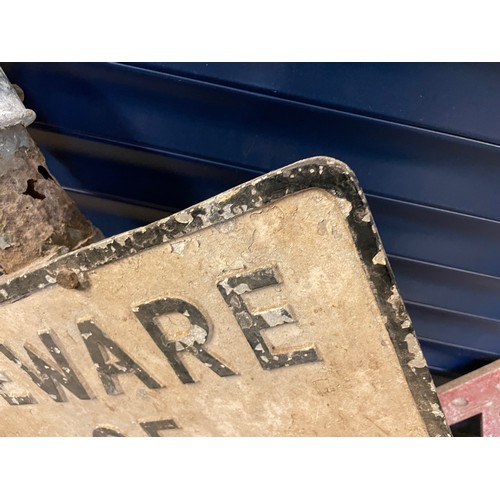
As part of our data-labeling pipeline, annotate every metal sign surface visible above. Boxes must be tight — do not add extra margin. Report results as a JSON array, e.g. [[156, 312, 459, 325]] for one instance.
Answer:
[[0, 157, 450, 436]]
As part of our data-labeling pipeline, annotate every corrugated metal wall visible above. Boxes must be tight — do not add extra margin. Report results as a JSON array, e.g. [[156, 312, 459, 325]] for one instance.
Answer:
[[4, 62, 500, 381]]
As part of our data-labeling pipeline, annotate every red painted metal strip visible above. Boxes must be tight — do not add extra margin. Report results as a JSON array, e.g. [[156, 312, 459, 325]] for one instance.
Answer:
[[437, 359, 500, 436]]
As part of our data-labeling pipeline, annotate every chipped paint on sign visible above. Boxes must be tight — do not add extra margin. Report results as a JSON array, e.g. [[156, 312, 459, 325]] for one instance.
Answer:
[[0, 157, 450, 436]]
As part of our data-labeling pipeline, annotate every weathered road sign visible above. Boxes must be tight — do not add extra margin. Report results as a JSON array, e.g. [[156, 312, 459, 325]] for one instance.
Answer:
[[0, 157, 450, 436]]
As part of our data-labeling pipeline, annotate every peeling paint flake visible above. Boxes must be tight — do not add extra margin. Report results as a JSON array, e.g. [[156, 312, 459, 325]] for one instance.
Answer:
[[260, 308, 294, 327], [175, 325, 208, 351], [233, 283, 252, 295], [371, 250, 386, 266], [221, 204, 233, 219], [430, 402, 445, 419], [171, 241, 186, 255], [405, 333, 427, 370], [174, 211, 193, 224], [218, 279, 232, 296], [336, 197, 352, 217], [401, 319, 411, 329]]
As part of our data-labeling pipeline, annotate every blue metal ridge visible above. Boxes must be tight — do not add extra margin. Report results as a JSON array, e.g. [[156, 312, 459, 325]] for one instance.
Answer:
[[369, 196, 500, 278], [124, 63, 500, 149], [367, 193, 500, 227], [419, 336, 500, 356], [390, 255, 500, 323], [418, 337, 500, 372], [407, 304, 500, 355], [30, 125, 266, 177], [388, 254, 500, 283], [404, 299, 500, 326], [419, 337, 500, 376], [9, 62, 500, 155], [65, 187, 178, 215], [423, 353, 498, 377], [67, 195, 171, 236], [113, 62, 500, 151]]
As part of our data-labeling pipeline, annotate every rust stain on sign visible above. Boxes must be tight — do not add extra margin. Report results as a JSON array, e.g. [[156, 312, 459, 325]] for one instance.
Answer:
[[0, 157, 450, 436]]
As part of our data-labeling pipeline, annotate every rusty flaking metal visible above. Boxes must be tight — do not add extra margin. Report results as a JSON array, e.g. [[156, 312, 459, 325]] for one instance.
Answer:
[[0, 125, 102, 275]]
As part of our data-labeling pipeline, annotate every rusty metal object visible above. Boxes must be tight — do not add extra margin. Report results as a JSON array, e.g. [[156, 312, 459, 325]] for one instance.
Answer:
[[0, 69, 101, 275], [438, 359, 500, 436], [0, 126, 102, 274]]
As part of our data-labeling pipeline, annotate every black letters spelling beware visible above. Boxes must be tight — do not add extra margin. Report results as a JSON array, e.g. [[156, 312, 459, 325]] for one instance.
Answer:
[[0, 266, 319, 412]]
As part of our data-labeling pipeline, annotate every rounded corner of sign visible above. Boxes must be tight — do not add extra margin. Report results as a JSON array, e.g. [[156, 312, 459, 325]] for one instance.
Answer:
[[280, 156, 359, 183]]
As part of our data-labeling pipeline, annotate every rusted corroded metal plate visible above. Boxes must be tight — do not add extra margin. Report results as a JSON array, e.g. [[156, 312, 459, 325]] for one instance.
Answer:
[[438, 359, 500, 436], [0, 157, 450, 436]]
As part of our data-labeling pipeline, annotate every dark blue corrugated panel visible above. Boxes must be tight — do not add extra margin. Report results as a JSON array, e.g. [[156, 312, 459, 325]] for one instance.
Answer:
[[3, 62, 499, 380]]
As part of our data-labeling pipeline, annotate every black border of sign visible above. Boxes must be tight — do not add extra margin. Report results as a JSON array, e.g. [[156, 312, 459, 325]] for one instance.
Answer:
[[0, 156, 451, 437]]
